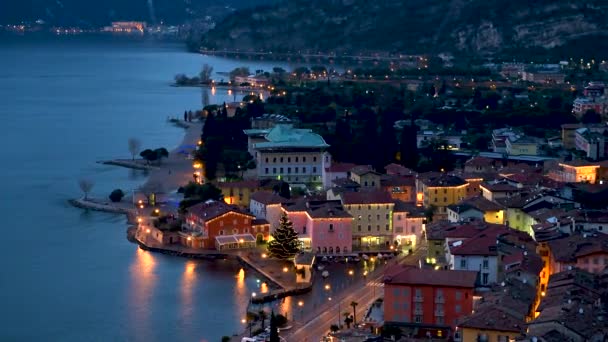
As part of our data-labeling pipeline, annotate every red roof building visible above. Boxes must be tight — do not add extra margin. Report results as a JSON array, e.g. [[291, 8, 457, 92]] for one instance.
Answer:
[[384, 265, 477, 338]]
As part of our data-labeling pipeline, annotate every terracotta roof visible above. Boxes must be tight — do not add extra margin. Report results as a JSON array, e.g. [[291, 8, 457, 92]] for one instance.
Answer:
[[457, 307, 524, 333], [465, 156, 495, 167], [384, 265, 477, 288], [307, 202, 353, 219], [560, 159, 600, 167], [187, 200, 254, 221], [380, 175, 415, 187], [421, 174, 467, 187], [426, 220, 503, 240], [341, 191, 394, 205], [384, 163, 416, 176], [480, 182, 520, 192], [502, 247, 543, 276], [350, 165, 378, 176], [448, 196, 504, 213], [548, 233, 608, 262], [252, 218, 270, 226], [325, 162, 358, 173], [250, 191, 288, 205], [449, 225, 531, 256]]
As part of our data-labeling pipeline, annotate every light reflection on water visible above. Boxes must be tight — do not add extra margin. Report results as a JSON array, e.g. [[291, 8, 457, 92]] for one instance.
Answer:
[[129, 248, 157, 341]]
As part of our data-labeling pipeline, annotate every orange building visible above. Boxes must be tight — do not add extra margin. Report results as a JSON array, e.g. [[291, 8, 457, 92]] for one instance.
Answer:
[[182, 200, 264, 250], [547, 160, 600, 184], [381, 174, 416, 203], [384, 266, 477, 339]]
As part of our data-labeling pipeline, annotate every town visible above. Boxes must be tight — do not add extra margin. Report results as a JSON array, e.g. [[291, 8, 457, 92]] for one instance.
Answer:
[[69, 57, 608, 342]]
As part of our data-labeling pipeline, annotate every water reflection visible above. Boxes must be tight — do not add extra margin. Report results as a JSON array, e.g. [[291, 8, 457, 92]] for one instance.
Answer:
[[180, 260, 197, 320], [128, 248, 157, 341]]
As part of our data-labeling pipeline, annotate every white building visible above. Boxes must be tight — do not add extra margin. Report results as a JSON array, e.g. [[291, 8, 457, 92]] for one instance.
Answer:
[[244, 124, 331, 186], [447, 232, 500, 286], [249, 191, 288, 233]]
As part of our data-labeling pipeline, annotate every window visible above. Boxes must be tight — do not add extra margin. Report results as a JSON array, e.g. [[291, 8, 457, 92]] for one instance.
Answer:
[[403, 288, 409, 296], [295, 167, 299, 173], [280, 167, 283, 173], [482, 259, 489, 269], [455, 291, 462, 300], [411, 226, 416, 234], [460, 259, 467, 269], [302, 167, 306, 173], [482, 273, 489, 285], [329, 224, 334, 232], [273, 168, 277, 174], [386, 224, 389, 231], [232, 228, 238, 234], [358, 225, 361, 232], [233, 219, 237, 225], [220, 220, 224, 227], [393, 288, 400, 296], [443, 189, 447, 194], [219, 230, 224, 235], [303, 157, 307, 162], [414, 315, 422, 323], [455, 304, 461, 313], [364, 181, 368, 186], [287, 157, 291, 163], [402, 302, 408, 309], [265, 168, 269, 174], [443, 197, 447, 202], [371, 181, 375, 186], [313, 166, 317, 173], [376, 225, 380, 231], [265, 158, 269, 163], [273, 157, 276, 163], [386, 214, 389, 219], [368, 215, 371, 221], [368, 225, 371, 232], [436, 316, 444, 324], [397, 215, 402, 221], [280, 157, 283, 162], [313, 156, 317, 162], [377, 214, 380, 220], [287, 167, 291, 174], [393, 302, 399, 309], [415, 288, 422, 297], [368, 205, 371, 210]]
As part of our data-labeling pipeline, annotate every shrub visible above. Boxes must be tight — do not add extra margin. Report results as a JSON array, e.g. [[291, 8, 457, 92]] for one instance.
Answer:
[[109, 189, 125, 202], [221, 336, 231, 342], [275, 314, 288, 327]]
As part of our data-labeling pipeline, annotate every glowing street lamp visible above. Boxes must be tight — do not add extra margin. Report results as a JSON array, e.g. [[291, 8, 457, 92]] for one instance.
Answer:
[[282, 267, 289, 273], [324, 284, 331, 291], [348, 270, 354, 276]]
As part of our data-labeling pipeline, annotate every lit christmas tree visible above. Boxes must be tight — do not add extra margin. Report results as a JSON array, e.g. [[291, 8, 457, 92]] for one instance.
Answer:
[[268, 213, 300, 260]]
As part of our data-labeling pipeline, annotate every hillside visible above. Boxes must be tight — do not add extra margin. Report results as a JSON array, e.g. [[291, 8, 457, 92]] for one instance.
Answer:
[[0, 0, 274, 27], [201, 0, 608, 59]]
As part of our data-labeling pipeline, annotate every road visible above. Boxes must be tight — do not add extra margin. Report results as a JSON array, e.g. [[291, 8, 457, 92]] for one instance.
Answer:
[[285, 246, 427, 342]]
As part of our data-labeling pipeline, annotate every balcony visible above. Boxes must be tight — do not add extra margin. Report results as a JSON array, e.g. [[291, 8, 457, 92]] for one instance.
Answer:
[[413, 296, 424, 302], [435, 296, 445, 304], [434, 309, 445, 316], [414, 308, 423, 315]]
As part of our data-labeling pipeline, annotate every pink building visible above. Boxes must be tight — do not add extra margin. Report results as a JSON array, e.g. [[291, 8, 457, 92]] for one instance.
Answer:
[[393, 200, 426, 249], [283, 199, 353, 254]]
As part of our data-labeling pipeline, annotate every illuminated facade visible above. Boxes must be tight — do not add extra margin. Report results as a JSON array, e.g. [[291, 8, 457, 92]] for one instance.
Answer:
[[417, 174, 468, 220], [548, 161, 599, 183], [340, 191, 395, 248]]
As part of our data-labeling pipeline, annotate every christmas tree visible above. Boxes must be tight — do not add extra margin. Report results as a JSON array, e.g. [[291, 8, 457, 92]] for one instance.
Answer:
[[268, 213, 300, 260]]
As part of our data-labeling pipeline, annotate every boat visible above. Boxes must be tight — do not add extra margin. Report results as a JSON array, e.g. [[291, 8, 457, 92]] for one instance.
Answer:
[[321, 256, 328, 262], [317, 265, 325, 271], [322, 270, 330, 278], [361, 254, 369, 260], [353, 257, 361, 262]]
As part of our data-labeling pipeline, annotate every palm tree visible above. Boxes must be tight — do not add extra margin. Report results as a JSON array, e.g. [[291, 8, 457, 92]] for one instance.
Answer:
[[343, 312, 353, 329], [350, 301, 358, 325]]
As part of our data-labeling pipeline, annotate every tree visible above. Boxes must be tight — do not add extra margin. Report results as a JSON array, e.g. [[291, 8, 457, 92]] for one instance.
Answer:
[[273, 181, 291, 199], [140, 149, 155, 165], [329, 324, 340, 333], [199, 63, 214, 83], [230, 66, 251, 79], [267, 213, 300, 260], [128, 138, 141, 160], [350, 301, 359, 326], [269, 312, 280, 342], [221, 337, 230, 342], [424, 204, 437, 223], [343, 313, 353, 329], [399, 122, 419, 169], [109, 189, 125, 202], [581, 109, 602, 124], [154, 148, 169, 165], [78, 179, 94, 200]]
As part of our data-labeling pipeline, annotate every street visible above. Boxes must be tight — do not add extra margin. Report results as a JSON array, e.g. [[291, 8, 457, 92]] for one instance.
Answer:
[[285, 246, 427, 341]]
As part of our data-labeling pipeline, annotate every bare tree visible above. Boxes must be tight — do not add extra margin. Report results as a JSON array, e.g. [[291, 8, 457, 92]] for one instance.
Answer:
[[128, 138, 141, 160], [199, 63, 214, 83], [79, 179, 94, 200]]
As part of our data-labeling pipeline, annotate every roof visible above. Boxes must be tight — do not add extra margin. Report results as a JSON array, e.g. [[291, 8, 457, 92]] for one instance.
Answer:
[[250, 191, 288, 205], [393, 200, 425, 217], [448, 196, 504, 213], [384, 266, 477, 288], [420, 174, 467, 187], [187, 200, 254, 221], [215, 233, 256, 245], [251, 218, 270, 226], [384, 163, 416, 176], [465, 156, 495, 168], [548, 233, 608, 262], [480, 182, 520, 192], [450, 229, 502, 256], [253, 124, 329, 149], [560, 159, 600, 168], [457, 307, 525, 333], [326, 162, 358, 173], [307, 202, 352, 219], [350, 165, 380, 176], [341, 191, 394, 205], [380, 175, 415, 187]]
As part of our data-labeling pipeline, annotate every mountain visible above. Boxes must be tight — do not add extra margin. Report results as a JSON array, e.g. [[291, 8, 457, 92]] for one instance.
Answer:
[[0, 0, 274, 27], [201, 0, 608, 59]]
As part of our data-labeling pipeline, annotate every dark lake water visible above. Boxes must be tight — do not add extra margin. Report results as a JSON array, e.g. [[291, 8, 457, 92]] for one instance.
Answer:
[[0, 34, 303, 342]]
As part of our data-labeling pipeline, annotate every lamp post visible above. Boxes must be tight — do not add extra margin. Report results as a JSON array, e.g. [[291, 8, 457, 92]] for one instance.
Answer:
[[298, 300, 304, 322]]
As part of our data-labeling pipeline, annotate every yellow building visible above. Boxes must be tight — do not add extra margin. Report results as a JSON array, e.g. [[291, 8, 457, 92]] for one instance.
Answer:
[[547, 161, 600, 184], [417, 174, 468, 220], [446, 195, 505, 224], [217, 180, 261, 207], [349, 165, 382, 190], [506, 136, 541, 156], [457, 307, 525, 342], [341, 191, 395, 248]]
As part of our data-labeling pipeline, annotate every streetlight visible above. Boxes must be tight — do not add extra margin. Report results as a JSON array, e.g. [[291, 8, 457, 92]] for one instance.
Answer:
[[298, 300, 304, 321], [348, 270, 354, 276], [324, 284, 331, 291], [242, 318, 252, 337]]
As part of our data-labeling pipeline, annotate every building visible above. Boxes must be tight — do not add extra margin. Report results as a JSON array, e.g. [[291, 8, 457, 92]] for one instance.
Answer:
[[384, 266, 477, 338], [102, 21, 146, 33], [456, 307, 525, 342], [505, 135, 542, 156], [244, 124, 331, 185], [562, 123, 583, 150], [547, 160, 600, 184], [385, 163, 416, 177], [572, 97, 608, 117], [392, 201, 425, 249], [282, 199, 353, 254], [479, 181, 521, 202], [340, 191, 395, 248], [447, 196, 505, 224], [251, 113, 293, 129], [500, 63, 525, 78], [322, 162, 357, 190], [218, 180, 261, 207], [583, 82, 605, 98], [417, 174, 468, 220], [546, 233, 608, 275], [574, 126, 608, 160], [249, 191, 288, 233], [181, 200, 259, 250], [233, 74, 270, 87], [464, 157, 496, 174], [522, 68, 566, 84], [381, 174, 416, 203], [492, 128, 522, 153], [349, 165, 382, 190]]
